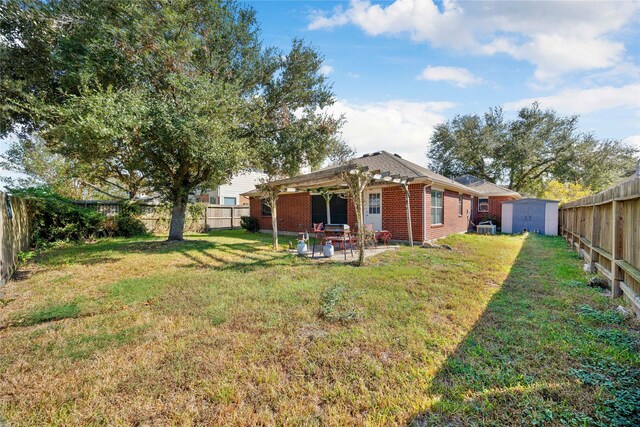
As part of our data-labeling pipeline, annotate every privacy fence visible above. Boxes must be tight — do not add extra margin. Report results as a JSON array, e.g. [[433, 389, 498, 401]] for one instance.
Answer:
[[75, 201, 249, 233], [1, 192, 30, 286], [559, 175, 640, 317]]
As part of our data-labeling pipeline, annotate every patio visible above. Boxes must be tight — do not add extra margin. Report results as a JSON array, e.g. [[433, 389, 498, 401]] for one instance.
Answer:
[[289, 244, 399, 263]]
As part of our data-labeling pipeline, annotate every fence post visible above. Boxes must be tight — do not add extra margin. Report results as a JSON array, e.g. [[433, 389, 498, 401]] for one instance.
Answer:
[[230, 206, 234, 229], [611, 200, 622, 299], [571, 207, 576, 248]]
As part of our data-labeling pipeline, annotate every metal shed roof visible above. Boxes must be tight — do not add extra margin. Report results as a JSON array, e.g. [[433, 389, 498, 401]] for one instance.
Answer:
[[502, 197, 559, 204]]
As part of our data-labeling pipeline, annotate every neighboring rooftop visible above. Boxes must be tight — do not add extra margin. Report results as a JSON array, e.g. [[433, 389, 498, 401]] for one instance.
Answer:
[[455, 174, 521, 198]]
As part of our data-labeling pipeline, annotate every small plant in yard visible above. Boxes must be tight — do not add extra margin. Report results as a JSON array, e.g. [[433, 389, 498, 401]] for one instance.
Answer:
[[578, 304, 626, 325], [561, 279, 586, 288], [319, 284, 362, 323], [17, 250, 36, 264]]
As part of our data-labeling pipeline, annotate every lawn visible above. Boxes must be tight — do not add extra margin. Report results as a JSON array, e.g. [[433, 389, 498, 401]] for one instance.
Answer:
[[0, 231, 638, 426]]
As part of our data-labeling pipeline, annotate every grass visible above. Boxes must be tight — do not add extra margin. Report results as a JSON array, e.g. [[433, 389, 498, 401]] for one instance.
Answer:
[[0, 230, 637, 426], [19, 302, 81, 326]]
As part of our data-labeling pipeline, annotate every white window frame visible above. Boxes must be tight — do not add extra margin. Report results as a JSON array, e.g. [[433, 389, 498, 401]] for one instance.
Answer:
[[478, 197, 489, 213], [431, 189, 444, 225], [368, 192, 381, 215]]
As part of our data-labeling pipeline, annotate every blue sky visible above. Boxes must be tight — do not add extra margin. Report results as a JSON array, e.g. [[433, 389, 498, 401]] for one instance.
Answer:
[[252, 0, 640, 161], [2, 0, 639, 184]]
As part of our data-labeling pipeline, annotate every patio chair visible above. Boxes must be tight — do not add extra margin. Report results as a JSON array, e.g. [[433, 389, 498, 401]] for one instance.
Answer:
[[311, 222, 324, 257], [353, 223, 377, 249]]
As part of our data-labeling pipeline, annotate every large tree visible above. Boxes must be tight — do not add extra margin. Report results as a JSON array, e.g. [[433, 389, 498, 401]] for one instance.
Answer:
[[1, 0, 343, 240], [250, 40, 348, 250], [427, 104, 638, 194]]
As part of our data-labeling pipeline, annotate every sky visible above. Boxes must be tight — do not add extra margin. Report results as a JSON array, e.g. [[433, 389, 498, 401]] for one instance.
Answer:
[[2, 0, 639, 185], [251, 0, 640, 162]]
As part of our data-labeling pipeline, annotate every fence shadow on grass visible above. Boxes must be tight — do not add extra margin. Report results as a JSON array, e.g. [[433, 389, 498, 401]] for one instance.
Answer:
[[408, 234, 636, 426]]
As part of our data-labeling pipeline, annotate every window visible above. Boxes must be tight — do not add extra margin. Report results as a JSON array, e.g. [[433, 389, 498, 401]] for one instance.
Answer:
[[368, 193, 381, 214], [261, 199, 272, 216], [478, 198, 489, 212], [223, 197, 236, 206], [431, 189, 443, 225], [458, 194, 463, 216]]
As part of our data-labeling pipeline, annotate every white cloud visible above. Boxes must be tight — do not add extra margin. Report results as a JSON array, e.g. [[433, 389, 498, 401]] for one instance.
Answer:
[[326, 99, 456, 162], [347, 72, 360, 79], [503, 84, 640, 114], [623, 135, 640, 149], [319, 65, 334, 76], [417, 66, 482, 87], [308, 0, 640, 83]]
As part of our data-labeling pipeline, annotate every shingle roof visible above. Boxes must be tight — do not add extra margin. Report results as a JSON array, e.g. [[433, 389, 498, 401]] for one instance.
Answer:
[[243, 151, 478, 195], [454, 174, 521, 198]]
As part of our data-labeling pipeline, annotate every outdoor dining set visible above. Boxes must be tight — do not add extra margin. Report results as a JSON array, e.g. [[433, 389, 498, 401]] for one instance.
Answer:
[[297, 223, 392, 260]]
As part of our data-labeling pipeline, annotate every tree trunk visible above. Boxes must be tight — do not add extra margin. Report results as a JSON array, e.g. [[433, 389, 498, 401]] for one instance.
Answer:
[[168, 193, 188, 241], [270, 196, 279, 250], [354, 179, 366, 266]]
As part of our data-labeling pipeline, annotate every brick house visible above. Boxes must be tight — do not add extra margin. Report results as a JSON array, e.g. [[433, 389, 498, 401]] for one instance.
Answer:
[[453, 175, 521, 227], [244, 151, 513, 243]]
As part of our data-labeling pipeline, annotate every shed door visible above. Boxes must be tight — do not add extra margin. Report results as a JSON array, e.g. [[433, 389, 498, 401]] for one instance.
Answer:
[[513, 202, 545, 234], [364, 190, 382, 231]]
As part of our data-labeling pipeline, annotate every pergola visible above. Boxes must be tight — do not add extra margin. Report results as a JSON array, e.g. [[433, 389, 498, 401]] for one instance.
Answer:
[[259, 162, 416, 248]]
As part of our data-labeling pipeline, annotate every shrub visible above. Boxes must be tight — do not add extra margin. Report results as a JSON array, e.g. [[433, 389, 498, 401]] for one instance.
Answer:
[[13, 187, 105, 246], [319, 284, 361, 323], [240, 216, 259, 233], [187, 202, 207, 232], [114, 202, 147, 237]]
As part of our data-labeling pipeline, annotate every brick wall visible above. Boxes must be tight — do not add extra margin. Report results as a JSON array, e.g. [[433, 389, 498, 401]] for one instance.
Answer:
[[424, 187, 472, 241], [249, 184, 478, 242], [381, 184, 424, 242], [249, 193, 311, 233], [471, 195, 515, 226], [342, 184, 424, 242]]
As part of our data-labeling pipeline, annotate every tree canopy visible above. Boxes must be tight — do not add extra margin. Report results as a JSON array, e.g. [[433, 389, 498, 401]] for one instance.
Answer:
[[1, 0, 345, 240], [427, 104, 638, 195]]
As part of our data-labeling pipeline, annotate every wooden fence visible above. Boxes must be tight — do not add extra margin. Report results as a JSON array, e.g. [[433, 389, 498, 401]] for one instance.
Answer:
[[75, 201, 249, 233], [1, 192, 30, 286], [559, 174, 640, 317]]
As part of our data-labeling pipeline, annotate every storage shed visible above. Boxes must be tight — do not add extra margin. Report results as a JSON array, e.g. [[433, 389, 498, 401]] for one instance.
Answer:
[[501, 198, 559, 236]]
